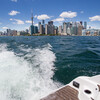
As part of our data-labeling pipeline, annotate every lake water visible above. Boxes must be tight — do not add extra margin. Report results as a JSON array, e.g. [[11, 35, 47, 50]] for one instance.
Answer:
[[0, 36, 100, 100]]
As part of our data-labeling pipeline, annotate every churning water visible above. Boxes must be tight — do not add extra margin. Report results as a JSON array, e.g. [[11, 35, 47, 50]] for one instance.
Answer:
[[0, 43, 60, 100], [0, 36, 100, 100]]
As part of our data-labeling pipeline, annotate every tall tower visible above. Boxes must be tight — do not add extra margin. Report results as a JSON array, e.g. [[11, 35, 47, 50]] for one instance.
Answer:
[[31, 10, 33, 26], [29, 10, 34, 35]]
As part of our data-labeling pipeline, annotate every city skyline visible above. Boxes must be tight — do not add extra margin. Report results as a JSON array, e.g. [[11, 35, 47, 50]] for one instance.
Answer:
[[1, 20, 100, 36], [0, 0, 100, 31]]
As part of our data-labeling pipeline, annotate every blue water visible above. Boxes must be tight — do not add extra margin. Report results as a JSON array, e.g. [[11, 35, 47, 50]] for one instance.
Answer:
[[0, 36, 100, 100]]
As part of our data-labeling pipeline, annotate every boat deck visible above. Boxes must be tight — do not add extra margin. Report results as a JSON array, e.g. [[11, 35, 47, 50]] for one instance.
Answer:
[[41, 85, 79, 100]]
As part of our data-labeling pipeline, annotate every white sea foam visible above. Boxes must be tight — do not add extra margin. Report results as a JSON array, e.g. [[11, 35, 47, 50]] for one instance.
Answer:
[[0, 43, 60, 100]]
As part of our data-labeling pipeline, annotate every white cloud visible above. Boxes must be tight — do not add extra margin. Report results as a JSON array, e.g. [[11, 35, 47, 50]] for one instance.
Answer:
[[60, 11, 77, 18], [10, 19, 24, 24], [53, 18, 65, 22], [12, 22, 16, 24], [25, 27, 29, 29], [2, 27, 8, 29], [89, 15, 100, 21], [14, 19, 24, 24], [34, 15, 38, 18], [34, 23, 38, 26], [87, 24, 100, 29], [80, 11, 84, 14], [10, 18, 13, 21], [25, 20, 33, 24], [9, 10, 20, 16], [36, 14, 50, 20], [11, 0, 17, 2], [0, 23, 2, 24]]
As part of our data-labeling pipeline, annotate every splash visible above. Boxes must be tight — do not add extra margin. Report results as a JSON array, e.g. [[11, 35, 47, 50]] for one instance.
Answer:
[[0, 43, 60, 100]]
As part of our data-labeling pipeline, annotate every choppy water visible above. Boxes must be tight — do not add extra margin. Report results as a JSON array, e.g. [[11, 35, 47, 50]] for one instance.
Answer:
[[0, 36, 100, 100]]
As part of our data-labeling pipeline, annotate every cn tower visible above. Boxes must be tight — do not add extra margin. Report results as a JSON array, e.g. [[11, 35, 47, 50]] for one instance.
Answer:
[[31, 10, 33, 26]]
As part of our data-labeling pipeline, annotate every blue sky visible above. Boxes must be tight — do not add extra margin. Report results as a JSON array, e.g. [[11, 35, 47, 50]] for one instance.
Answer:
[[0, 0, 100, 31]]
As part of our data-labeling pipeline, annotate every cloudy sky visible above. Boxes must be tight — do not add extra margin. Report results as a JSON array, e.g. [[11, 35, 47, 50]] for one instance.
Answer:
[[0, 0, 100, 31]]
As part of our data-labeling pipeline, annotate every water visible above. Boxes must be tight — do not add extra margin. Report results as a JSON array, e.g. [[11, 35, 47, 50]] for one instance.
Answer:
[[0, 36, 100, 100]]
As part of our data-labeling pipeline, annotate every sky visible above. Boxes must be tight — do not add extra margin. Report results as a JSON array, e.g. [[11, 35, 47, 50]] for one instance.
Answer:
[[0, 0, 100, 31]]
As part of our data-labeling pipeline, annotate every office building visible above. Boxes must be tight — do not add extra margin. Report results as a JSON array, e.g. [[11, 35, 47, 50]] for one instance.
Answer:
[[38, 22, 41, 32], [17, 31, 28, 36], [84, 22, 87, 29], [58, 26, 62, 34], [80, 21, 83, 25], [40, 24, 44, 34], [78, 24, 83, 36], [71, 24, 78, 35], [54, 26, 58, 35], [26, 29, 29, 33], [42, 20, 45, 27], [34, 26, 38, 33], [45, 24, 48, 35], [63, 22, 67, 34], [29, 25, 34, 35], [67, 27, 71, 35], [6, 29, 17, 36], [45, 21, 55, 35]]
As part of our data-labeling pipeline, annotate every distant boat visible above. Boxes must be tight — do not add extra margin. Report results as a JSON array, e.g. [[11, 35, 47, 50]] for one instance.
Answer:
[[40, 75, 100, 100]]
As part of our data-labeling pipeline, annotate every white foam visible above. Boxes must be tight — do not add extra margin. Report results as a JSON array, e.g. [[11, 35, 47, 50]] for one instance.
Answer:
[[0, 43, 61, 100]]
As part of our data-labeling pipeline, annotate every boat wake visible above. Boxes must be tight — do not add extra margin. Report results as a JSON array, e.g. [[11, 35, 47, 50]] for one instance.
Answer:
[[0, 43, 61, 100]]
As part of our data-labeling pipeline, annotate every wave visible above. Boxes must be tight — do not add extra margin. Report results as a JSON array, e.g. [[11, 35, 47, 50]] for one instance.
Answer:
[[0, 43, 61, 100], [73, 48, 99, 58]]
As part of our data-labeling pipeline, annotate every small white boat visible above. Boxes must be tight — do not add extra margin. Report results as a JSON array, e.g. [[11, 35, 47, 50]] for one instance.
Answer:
[[40, 75, 100, 100]]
